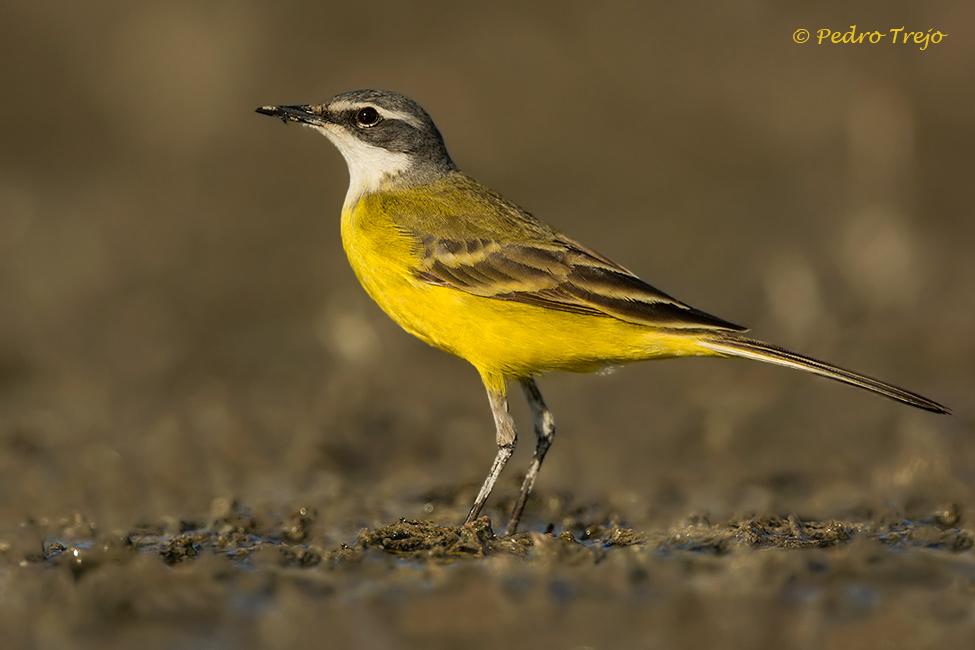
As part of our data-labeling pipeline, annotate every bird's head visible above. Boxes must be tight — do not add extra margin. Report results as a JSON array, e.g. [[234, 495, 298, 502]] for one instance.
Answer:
[[257, 89, 455, 206]]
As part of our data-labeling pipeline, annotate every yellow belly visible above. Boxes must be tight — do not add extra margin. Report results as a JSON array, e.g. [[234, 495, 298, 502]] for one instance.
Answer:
[[340, 199, 714, 388]]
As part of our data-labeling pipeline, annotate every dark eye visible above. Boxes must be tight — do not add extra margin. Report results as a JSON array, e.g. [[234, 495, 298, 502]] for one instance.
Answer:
[[355, 107, 381, 127]]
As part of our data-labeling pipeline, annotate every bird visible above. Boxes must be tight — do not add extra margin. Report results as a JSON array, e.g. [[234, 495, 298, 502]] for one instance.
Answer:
[[256, 89, 949, 535]]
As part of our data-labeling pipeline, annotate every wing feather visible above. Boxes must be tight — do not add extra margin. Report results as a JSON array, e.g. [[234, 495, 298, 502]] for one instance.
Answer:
[[414, 234, 745, 331]]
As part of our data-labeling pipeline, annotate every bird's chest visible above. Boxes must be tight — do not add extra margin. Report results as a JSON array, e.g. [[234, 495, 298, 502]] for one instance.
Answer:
[[341, 201, 413, 295], [339, 201, 453, 348]]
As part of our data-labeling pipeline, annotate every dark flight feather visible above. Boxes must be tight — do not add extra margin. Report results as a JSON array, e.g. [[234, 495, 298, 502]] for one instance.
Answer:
[[414, 233, 746, 331]]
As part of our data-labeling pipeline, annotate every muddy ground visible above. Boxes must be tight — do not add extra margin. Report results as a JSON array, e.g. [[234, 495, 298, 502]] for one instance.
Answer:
[[3, 488, 975, 648], [2, 363, 974, 650], [3, 1, 975, 648]]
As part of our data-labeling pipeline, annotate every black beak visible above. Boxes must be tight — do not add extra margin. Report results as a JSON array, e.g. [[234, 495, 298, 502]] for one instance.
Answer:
[[255, 104, 326, 126]]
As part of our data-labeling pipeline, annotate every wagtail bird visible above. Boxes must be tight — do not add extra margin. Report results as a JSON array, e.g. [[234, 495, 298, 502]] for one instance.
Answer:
[[257, 90, 949, 534]]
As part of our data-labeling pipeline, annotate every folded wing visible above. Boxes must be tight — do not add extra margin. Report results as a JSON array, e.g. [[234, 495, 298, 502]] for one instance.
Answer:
[[413, 233, 746, 331]]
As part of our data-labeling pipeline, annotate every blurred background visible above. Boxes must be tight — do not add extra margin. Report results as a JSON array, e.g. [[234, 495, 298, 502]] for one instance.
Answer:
[[1, 1, 973, 648]]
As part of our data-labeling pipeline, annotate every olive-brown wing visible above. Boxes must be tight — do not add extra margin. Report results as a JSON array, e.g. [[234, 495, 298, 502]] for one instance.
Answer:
[[412, 234, 746, 331]]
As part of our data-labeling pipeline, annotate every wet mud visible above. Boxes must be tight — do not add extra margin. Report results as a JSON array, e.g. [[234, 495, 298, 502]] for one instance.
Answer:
[[19, 500, 973, 573], [5, 495, 974, 649]]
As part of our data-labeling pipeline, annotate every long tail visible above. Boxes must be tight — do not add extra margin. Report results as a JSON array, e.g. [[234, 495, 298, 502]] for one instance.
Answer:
[[697, 336, 950, 414]]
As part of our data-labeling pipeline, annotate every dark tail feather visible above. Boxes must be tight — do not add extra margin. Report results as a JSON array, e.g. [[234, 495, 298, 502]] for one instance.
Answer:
[[698, 336, 950, 415]]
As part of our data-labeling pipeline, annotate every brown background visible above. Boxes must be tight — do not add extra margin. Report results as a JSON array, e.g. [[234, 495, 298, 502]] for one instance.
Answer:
[[1, 1, 973, 648]]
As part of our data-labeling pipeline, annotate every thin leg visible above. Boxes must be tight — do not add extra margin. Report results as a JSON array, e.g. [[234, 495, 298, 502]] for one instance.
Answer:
[[465, 386, 518, 523], [505, 378, 556, 535]]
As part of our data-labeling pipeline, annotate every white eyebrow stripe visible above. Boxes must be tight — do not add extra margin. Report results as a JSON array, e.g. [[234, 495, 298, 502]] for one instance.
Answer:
[[328, 100, 359, 113], [376, 107, 424, 129], [328, 101, 425, 129]]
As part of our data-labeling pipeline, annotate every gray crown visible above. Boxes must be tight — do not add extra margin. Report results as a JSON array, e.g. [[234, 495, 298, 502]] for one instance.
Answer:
[[327, 89, 455, 169]]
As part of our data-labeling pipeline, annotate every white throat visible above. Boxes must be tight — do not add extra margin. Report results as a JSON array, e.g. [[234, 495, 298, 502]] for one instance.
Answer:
[[312, 124, 413, 211]]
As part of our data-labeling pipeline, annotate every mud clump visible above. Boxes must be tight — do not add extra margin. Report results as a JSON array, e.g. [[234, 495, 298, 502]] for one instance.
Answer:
[[115, 500, 330, 567], [658, 512, 973, 555], [351, 516, 653, 563], [734, 515, 856, 549], [357, 517, 509, 559], [282, 506, 317, 543]]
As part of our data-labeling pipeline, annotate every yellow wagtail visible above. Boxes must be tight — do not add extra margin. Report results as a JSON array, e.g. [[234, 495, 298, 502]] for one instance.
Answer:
[[257, 89, 949, 534]]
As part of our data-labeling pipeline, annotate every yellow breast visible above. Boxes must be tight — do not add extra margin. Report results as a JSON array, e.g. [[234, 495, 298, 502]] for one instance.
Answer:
[[340, 192, 714, 385]]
